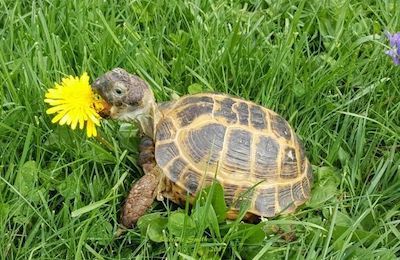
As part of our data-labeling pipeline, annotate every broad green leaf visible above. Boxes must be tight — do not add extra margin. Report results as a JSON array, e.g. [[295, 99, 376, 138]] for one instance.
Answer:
[[210, 182, 228, 222], [191, 205, 220, 238], [332, 225, 379, 249], [241, 245, 281, 260], [87, 215, 113, 245], [307, 166, 341, 208], [292, 83, 306, 97], [15, 160, 40, 202], [343, 246, 371, 259], [170, 92, 180, 100], [229, 223, 266, 245], [40, 162, 62, 190], [13, 205, 34, 224], [242, 223, 266, 245], [187, 83, 203, 94], [147, 222, 167, 243], [335, 211, 353, 227], [137, 212, 164, 235], [306, 216, 324, 226], [167, 211, 196, 239], [58, 174, 80, 200], [119, 123, 139, 139], [195, 181, 227, 222], [137, 212, 167, 243], [44, 128, 75, 150], [316, 166, 341, 185], [307, 181, 337, 207], [360, 212, 375, 231], [114, 123, 141, 154]]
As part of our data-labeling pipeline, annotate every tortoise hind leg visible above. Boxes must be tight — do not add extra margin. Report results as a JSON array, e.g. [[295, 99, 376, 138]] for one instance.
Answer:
[[121, 136, 163, 228]]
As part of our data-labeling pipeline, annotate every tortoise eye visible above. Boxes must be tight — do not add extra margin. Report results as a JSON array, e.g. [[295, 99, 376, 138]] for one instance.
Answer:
[[113, 82, 126, 96], [115, 88, 123, 95]]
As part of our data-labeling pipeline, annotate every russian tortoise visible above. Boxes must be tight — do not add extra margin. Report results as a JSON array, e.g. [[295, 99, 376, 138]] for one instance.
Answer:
[[92, 68, 313, 228]]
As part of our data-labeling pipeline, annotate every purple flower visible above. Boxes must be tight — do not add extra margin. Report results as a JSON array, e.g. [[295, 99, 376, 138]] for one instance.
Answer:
[[385, 32, 400, 65]]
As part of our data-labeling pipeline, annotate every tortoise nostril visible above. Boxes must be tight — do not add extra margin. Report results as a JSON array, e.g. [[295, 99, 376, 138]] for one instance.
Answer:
[[92, 78, 107, 93], [92, 79, 101, 90]]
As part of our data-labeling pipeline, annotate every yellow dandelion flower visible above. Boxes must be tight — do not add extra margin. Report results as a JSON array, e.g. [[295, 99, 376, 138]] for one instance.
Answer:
[[44, 72, 104, 137]]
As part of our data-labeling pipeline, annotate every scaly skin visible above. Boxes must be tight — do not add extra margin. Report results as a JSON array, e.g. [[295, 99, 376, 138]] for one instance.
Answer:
[[121, 136, 161, 228], [121, 170, 160, 227]]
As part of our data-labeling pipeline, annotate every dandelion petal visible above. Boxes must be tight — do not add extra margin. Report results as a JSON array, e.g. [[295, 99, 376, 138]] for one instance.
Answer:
[[44, 72, 103, 137]]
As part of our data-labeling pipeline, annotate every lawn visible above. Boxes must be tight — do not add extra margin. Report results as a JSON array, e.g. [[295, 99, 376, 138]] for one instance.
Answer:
[[1, 0, 399, 259]]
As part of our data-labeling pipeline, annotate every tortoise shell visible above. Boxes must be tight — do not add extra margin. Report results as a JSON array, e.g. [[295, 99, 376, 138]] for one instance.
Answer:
[[154, 93, 312, 218]]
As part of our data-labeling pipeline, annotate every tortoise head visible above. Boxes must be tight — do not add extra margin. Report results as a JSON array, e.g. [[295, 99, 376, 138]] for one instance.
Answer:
[[92, 68, 156, 122]]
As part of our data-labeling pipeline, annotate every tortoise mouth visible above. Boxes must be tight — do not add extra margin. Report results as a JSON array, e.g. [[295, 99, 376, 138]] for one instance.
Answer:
[[98, 99, 112, 118], [93, 90, 112, 119], [91, 75, 112, 118]]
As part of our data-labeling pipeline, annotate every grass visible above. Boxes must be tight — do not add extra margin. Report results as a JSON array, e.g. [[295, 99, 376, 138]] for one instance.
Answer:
[[1, 0, 399, 259]]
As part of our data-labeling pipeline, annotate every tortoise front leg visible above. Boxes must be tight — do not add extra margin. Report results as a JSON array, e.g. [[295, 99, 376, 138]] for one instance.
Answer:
[[121, 136, 162, 228]]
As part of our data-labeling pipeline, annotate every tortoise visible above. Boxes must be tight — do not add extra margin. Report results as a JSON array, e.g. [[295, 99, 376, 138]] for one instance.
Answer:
[[92, 68, 313, 228]]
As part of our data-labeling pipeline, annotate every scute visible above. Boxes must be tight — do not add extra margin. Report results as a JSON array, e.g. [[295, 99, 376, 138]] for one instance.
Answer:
[[177, 102, 213, 127], [235, 102, 249, 125], [182, 169, 201, 194], [254, 136, 279, 179], [224, 183, 240, 205], [154, 93, 312, 219], [281, 147, 298, 179], [155, 142, 179, 167], [223, 129, 252, 175], [292, 180, 306, 202], [306, 160, 314, 184], [302, 162, 312, 193], [156, 118, 176, 141], [184, 123, 226, 163], [271, 113, 291, 140], [214, 97, 237, 123], [254, 187, 276, 217], [168, 158, 188, 182], [250, 105, 267, 129], [179, 95, 214, 107], [277, 184, 295, 212]]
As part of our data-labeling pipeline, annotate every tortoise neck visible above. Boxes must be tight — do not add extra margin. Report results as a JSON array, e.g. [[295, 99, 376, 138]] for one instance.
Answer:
[[137, 101, 160, 139]]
